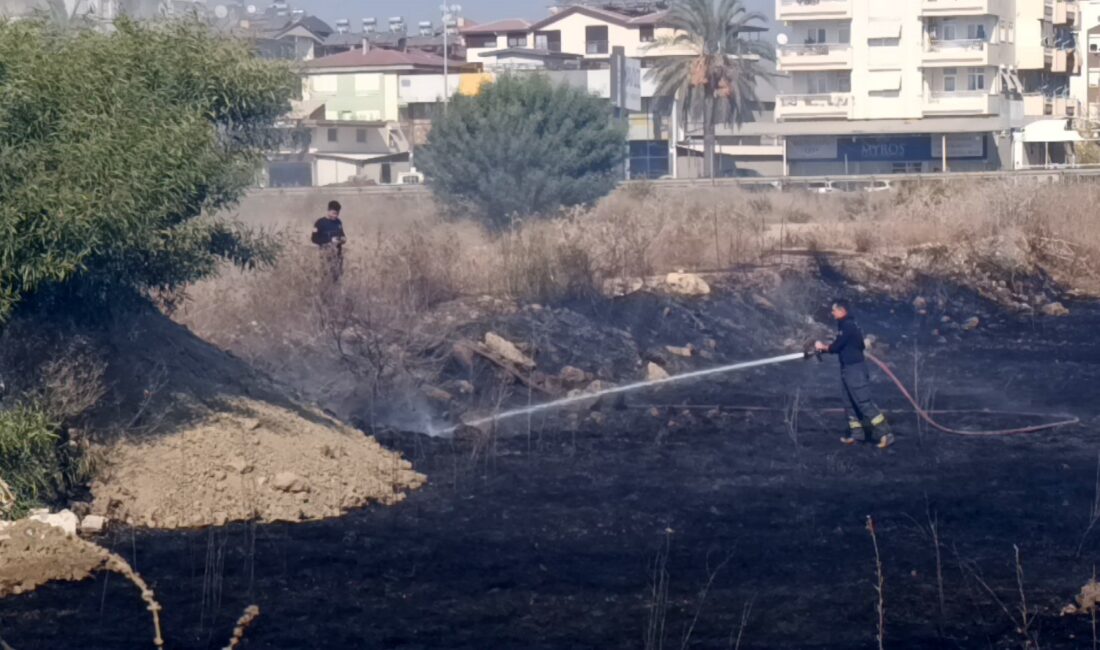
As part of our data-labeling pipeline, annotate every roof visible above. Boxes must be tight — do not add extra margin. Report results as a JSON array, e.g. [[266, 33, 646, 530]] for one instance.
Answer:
[[628, 11, 667, 26], [758, 115, 1024, 137], [460, 18, 531, 34], [478, 48, 583, 60], [305, 48, 462, 71], [529, 5, 637, 30], [272, 15, 333, 39], [1022, 118, 1085, 143]]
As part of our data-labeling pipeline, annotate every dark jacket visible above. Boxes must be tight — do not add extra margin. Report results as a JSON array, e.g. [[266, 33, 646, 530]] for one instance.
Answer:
[[827, 316, 866, 367], [311, 217, 345, 248]]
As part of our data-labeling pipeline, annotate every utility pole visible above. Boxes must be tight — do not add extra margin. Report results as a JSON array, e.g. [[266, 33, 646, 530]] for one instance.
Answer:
[[440, 3, 462, 111]]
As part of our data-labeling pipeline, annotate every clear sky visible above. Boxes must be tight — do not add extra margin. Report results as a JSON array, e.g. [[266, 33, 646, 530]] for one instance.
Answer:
[[302, 0, 774, 29]]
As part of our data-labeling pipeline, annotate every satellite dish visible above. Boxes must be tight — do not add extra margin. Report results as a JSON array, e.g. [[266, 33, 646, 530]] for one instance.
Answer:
[[247, 4, 257, 13], [776, 33, 789, 46], [214, 4, 228, 18]]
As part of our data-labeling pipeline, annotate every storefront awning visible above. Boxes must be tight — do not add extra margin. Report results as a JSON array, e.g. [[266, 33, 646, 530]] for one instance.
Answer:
[[1021, 119, 1084, 143]]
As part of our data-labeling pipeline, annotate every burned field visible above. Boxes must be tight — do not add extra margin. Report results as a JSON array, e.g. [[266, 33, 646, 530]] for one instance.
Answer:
[[3, 277, 1099, 650]]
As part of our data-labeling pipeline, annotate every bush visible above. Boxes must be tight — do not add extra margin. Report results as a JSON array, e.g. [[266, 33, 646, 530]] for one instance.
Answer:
[[0, 19, 296, 321], [0, 403, 63, 515], [418, 74, 627, 230]]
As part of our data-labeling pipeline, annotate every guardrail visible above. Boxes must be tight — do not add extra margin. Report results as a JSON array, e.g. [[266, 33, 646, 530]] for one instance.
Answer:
[[249, 167, 1100, 198]]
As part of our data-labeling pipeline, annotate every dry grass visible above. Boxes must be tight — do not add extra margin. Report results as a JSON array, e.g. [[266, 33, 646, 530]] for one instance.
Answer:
[[178, 179, 1100, 417]]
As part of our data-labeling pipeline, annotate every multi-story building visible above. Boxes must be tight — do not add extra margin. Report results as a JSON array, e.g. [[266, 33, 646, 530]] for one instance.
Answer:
[[775, 0, 1083, 174]]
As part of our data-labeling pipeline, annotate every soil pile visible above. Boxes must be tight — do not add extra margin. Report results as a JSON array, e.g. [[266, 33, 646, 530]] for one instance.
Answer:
[[91, 400, 424, 528], [0, 520, 105, 597]]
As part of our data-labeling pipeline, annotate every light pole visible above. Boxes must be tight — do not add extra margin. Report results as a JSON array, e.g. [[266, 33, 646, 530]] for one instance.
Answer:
[[440, 3, 462, 110]]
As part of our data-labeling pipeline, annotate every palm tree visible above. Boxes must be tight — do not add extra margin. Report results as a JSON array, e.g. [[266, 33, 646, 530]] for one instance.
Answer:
[[647, 0, 774, 179]]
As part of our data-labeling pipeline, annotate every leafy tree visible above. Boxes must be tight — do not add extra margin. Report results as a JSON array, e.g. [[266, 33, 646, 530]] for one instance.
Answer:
[[0, 18, 297, 321], [648, 0, 774, 179], [417, 74, 626, 230]]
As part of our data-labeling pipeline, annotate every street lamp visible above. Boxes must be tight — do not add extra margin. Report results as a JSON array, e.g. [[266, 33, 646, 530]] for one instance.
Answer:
[[440, 2, 462, 109]]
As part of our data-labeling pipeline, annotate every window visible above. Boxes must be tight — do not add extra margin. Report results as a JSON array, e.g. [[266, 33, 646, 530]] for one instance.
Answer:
[[943, 67, 958, 92], [586, 25, 609, 54], [311, 74, 338, 93], [327, 128, 338, 142], [355, 73, 380, 96], [535, 30, 561, 52], [942, 23, 957, 40], [507, 32, 527, 48], [806, 28, 826, 44], [967, 67, 985, 91], [380, 163, 392, 184], [968, 23, 987, 40], [837, 73, 851, 93], [356, 128, 367, 143], [467, 34, 496, 48], [869, 38, 900, 47], [839, 27, 850, 44], [639, 25, 655, 43], [628, 140, 670, 179]]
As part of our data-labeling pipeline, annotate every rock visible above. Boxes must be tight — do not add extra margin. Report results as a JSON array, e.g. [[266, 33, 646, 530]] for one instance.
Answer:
[[451, 341, 476, 369], [940, 315, 952, 323], [649, 407, 662, 418], [484, 332, 536, 369], [422, 386, 453, 403], [80, 515, 107, 534], [29, 510, 79, 536], [271, 472, 310, 494], [226, 456, 254, 475], [665, 272, 711, 297], [864, 335, 877, 350], [646, 362, 670, 381], [70, 501, 92, 519], [706, 409, 722, 420], [912, 296, 928, 310], [241, 418, 262, 431], [212, 511, 229, 526], [666, 345, 693, 358], [704, 338, 718, 351], [1042, 302, 1070, 317], [962, 317, 981, 331], [752, 294, 775, 311], [587, 412, 606, 426], [559, 366, 591, 387], [584, 380, 615, 394]]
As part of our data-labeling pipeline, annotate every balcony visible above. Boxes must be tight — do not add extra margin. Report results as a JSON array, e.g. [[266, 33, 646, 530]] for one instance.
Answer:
[[775, 93, 854, 120], [776, 0, 852, 21], [1053, 0, 1079, 26], [920, 0, 1010, 16], [778, 43, 853, 71], [922, 39, 1006, 67], [922, 91, 1002, 116]]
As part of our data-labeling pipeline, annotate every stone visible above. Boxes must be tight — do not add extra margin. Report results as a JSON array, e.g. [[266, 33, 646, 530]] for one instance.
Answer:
[[226, 456, 254, 475], [484, 332, 536, 369], [752, 294, 776, 311], [241, 418, 262, 431], [584, 380, 615, 394], [453, 380, 475, 395], [1042, 302, 1070, 317], [80, 515, 108, 534], [212, 511, 229, 526], [962, 317, 981, 331], [646, 362, 670, 381], [559, 366, 591, 387], [912, 296, 928, 310], [665, 272, 711, 297], [666, 345, 693, 358], [704, 338, 718, 351], [649, 407, 662, 418], [29, 510, 79, 537], [422, 386, 453, 403], [587, 412, 606, 426], [271, 472, 310, 494]]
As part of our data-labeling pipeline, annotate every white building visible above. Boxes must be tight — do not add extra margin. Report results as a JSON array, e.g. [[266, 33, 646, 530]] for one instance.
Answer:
[[775, 0, 1082, 174]]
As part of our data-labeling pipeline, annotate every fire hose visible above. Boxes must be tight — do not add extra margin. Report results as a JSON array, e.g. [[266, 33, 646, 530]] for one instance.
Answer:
[[864, 352, 1080, 436]]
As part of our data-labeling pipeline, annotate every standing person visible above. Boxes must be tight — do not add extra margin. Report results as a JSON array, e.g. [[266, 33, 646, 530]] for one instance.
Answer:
[[311, 200, 346, 281], [815, 299, 895, 449]]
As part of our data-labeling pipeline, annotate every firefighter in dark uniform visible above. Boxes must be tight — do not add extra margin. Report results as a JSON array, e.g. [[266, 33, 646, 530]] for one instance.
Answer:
[[311, 200, 346, 281], [815, 299, 895, 449]]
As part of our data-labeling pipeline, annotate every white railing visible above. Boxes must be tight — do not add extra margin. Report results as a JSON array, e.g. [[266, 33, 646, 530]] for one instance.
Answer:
[[779, 43, 851, 56], [778, 93, 852, 108], [927, 38, 987, 52], [928, 90, 989, 99]]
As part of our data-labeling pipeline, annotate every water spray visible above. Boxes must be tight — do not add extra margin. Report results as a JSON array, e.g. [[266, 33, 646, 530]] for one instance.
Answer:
[[434, 351, 810, 436]]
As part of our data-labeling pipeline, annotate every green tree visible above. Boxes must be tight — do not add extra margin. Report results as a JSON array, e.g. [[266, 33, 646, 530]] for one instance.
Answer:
[[647, 0, 774, 179], [417, 74, 626, 230], [0, 18, 297, 321]]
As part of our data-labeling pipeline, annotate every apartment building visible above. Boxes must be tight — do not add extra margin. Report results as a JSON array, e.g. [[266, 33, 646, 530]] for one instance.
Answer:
[[1071, 0, 1100, 120], [775, 0, 1082, 175]]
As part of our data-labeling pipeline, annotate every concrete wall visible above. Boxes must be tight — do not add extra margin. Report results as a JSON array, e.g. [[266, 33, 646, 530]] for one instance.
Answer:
[[303, 72, 398, 121], [229, 187, 440, 236]]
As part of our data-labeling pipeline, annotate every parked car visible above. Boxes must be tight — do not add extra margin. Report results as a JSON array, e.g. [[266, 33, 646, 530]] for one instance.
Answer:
[[805, 181, 840, 194], [863, 180, 894, 193]]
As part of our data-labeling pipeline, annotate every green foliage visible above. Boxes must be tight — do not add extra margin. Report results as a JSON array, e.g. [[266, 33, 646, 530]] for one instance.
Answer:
[[647, 0, 773, 178], [0, 402, 62, 515], [0, 18, 296, 321], [417, 74, 626, 230]]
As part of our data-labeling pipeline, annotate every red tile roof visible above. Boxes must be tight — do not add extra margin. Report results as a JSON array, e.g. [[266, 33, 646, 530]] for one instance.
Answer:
[[460, 18, 531, 34], [305, 48, 460, 70]]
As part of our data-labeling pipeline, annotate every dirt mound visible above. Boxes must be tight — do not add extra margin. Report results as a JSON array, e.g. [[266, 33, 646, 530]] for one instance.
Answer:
[[0, 520, 105, 597], [91, 399, 423, 528]]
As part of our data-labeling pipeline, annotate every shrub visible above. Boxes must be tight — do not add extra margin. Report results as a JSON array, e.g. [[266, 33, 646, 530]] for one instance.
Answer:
[[417, 74, 627, 230], [0, 19, 296, 321], [0, 403, 62, 515]]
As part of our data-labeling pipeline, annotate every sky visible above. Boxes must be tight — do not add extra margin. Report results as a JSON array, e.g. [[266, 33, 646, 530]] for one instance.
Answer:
[[300, 0, 774, 30]]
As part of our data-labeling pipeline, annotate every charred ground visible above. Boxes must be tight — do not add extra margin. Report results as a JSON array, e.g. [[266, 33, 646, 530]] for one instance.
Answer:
[[2, 272, 1099, 649]]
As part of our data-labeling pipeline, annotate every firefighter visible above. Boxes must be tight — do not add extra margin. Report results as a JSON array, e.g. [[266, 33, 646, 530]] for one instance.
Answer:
[[815, 299, 895, 449]]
